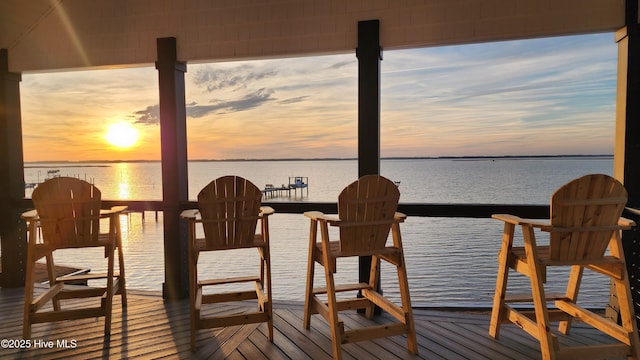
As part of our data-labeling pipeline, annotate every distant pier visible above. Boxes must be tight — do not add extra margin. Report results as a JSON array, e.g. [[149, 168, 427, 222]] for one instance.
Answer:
[[25, 169, 60, 189], [262, 176, 308, 198], [25, 169, 95, 190]]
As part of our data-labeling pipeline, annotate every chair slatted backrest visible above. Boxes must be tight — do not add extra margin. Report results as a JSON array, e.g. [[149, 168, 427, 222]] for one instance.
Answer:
[[198, 176, 262, 250], [549, 174, 627, 261], [337, 175, 400, 254], [32, 177, 102, 249]]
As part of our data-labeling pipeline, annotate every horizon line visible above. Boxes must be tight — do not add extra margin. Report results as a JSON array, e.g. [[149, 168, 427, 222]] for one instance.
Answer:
[[24, 154, 614, 164]]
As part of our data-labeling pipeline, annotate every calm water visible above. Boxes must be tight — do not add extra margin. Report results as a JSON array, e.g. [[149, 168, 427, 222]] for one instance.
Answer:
[[23, 157, 615, 307]]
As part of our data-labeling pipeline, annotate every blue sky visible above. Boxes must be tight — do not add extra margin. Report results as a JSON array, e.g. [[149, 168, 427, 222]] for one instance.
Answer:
[[19, 32, 618, 162]]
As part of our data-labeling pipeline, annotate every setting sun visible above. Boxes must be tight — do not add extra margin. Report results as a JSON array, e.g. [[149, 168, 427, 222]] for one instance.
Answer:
[[105, 122, 139, 148]]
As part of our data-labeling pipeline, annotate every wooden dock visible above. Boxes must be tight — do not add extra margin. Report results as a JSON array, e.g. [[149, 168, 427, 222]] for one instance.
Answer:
[[0, 286, 625, 359], [262, 176, 308, 198]]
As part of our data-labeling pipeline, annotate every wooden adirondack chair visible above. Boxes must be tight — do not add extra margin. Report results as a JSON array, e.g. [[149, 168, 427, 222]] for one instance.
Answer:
[[22, 177, 127, 339], [181, 176, 274, 351], [302, 175, 418, 360], [489, 173, 640, 360]]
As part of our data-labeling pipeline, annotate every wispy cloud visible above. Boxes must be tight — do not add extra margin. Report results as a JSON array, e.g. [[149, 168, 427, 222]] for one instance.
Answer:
[[379, 33, 617, 156], [189, 88, 275, 117], [192, 64, 278, 92], [278, 96, 309, 104]]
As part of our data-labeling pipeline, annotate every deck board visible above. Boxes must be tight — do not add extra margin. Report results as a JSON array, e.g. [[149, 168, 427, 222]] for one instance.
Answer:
[[0, 287, 627, 359]]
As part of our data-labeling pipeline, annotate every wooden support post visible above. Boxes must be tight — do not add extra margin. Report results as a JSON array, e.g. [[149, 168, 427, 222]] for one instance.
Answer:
[[156, 38, 189, 300], [613, 0, 640, 328], [0, 48, 27, 288], [357, 20, 382, 297], [615, 1, 640, 203], [357, 19, 381, 178]]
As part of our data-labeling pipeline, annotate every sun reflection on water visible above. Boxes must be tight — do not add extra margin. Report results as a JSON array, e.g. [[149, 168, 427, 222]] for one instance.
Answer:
[[115, 163, 132, 199], [119, 181, 130, 199]]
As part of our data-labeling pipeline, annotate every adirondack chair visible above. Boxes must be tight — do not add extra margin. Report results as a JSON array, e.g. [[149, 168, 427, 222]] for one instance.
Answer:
[[489, 173, 640, 360], [22, 177, 127, 339], [302, 175, 418, 360], [181, 176, 274, 351]]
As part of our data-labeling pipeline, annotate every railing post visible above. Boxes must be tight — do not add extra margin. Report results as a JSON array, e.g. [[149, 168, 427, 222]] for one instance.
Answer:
[[0, 48, 26, 288], [156, 37, 189, 300]]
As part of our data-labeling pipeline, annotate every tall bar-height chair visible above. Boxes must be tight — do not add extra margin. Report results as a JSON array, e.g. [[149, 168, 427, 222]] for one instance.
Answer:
[[489, 174, 640, 360], [22, 177, 127, 339], [181, 176, 274, 351], [303, 175, 417, 360]]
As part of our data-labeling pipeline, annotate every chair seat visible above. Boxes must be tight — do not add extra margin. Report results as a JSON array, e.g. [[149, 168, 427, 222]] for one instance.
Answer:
[[32, 233, 116, 260], [314, 240, 401, 257], [509, 246, 626, 282], [312, 241, 404, 273], [194, 235, 266, 251], [510, 246, 623, 265]]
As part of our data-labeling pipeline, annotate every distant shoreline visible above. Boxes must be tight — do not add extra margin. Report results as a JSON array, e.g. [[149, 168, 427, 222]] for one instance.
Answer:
[[24, 154, 613, 166]]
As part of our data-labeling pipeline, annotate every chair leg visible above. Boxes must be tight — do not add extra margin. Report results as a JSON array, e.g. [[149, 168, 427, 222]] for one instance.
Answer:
[[523, 225, 557, 360], [104, 245, 115, 337], [558, 265, 583, 335], [609, 232, 640, 358], [317, 220, 343, 360], [116, 218, 127, 307], [614, 276, 640, 359], [365, 255, 381, 319], [529, 271, 558, 360], [303, 219, 318, 329], [263, 245, 274, 342], [489, 222, 515, 339], [189, 248, 198, 351], [323, 257, 343, 360], [23, 249, 36, 340], [395, 252, 418, 354], [45, 253, 62, 311]]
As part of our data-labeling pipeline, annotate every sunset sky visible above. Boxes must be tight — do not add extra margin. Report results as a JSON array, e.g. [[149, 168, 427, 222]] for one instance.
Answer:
[[19, 32, 618, 162]]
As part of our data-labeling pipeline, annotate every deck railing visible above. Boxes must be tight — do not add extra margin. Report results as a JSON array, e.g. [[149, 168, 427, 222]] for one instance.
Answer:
[[86, 200, 551, 219]]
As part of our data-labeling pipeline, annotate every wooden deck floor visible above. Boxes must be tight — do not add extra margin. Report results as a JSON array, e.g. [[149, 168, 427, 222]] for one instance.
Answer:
[[0, 286, 625, 359]]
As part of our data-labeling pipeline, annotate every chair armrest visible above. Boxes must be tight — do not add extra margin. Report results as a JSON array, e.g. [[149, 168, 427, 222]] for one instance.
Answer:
[[110, 205, 128, 213], [492, 214, 549, 228], [180, 209, 200, 219], [618, 217, 636, 229], [101, 206, 128, 216], [260, 206, 275, 216], [492, 214, 525, 224], [304, 211, 341, 224], [395, 212, 407, 221], [304, 211, 323, 220], [21, 209, 38, 220]]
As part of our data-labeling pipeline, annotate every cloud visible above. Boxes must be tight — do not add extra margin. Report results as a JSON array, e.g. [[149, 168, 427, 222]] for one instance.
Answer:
[[133, 105, 160, 125], [132, 89, 276, 122], [132, 88, 277, 123], [191, 88, 274, 117], [278, 96, 308, 104], [192, 64, 278, 92], [328, 60, 352, 69]]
